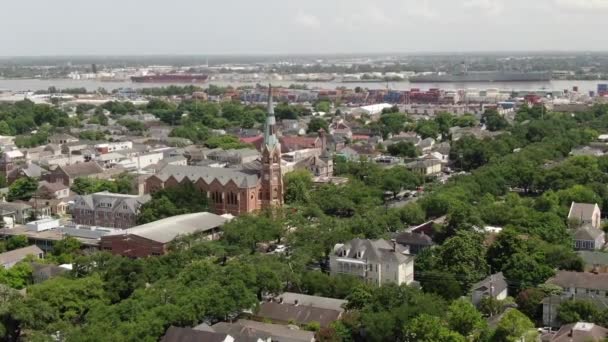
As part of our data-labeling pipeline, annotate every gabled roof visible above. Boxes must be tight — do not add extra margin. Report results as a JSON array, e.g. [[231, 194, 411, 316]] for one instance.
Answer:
[[72, 192, 150, 213], [333, 238, 412, 264], [471, 272, 508, 295], [8, 163, 45, 179], [277, 292, 346, 312], [546, 271, 608, 291], [568, 202, 600, 221], [395, 232, 435, 246], [0, 245, 43, 266], [154, 164, 259, 189], [57, 162, 105, 178], [38, 181, 69, 193], [574, 227, 604, 241], [161, 326, 230, 342], [551, 322, 608, 342], [211, 319, 314, 342], [256, 301, 341, 328]]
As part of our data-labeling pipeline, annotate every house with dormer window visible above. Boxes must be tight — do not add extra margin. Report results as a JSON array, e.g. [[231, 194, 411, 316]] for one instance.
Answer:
[[329, 238, 414, 286]]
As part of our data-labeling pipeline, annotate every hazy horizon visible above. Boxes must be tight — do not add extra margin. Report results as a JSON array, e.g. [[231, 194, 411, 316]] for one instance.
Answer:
[[2, 0, 608, 56]]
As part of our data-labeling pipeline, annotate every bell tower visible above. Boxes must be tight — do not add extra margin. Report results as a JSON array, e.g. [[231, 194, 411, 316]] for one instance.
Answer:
[[260, 84, 283, 208]]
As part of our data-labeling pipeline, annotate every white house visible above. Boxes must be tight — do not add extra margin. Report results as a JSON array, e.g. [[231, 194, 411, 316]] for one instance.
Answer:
[[568, 202, 601, 230], [330, 239, 414, 286], [471, 272, 508, 307]]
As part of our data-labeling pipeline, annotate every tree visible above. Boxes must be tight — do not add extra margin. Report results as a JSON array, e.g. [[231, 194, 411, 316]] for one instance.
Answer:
[[502, 253, 555, 291], [436, 230, 489, 289], [403, 314, 466, 342], [204, 135, 252, 150], [516, 288, 546, 322], [415, 120, 439, 139], [446, 299, 487, 338], [6, 236, 28, 251], [314, 100, 331, 113], [557, 300, 601, 324], [419, 271, 462, 300], [387, 141, 418, 158], [284, 170, 313, 205], [493, 309, 536, 342], [137, 183, 209, 224], [7, 177, 38, 201], [307, 117, 329, 134], [482, 108, 509, 132]]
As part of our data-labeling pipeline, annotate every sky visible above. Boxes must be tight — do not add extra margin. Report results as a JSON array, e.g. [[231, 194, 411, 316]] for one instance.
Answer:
[[1, 0, 607, 56]]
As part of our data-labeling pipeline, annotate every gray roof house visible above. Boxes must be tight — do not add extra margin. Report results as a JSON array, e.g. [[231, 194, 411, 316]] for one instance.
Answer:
[[0, 245, 44, 269], [209, 319, 314, 342], [550, 322, 608, 341], [471, 272, 508, 307], [568, 202, 602, 230], [330, 238, 414, 286]]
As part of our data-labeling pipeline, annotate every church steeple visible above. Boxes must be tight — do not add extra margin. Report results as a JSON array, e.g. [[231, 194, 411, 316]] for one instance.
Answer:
[[260, 84, 283, 209], [264, 84, 278, 148]]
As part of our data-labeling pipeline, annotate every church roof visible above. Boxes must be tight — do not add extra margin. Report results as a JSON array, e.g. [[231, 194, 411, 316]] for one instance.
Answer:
[[154, 164, 259, 189]]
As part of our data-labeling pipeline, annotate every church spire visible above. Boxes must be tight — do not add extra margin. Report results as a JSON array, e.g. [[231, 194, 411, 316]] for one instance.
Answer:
[[264, 84, 278, 147]]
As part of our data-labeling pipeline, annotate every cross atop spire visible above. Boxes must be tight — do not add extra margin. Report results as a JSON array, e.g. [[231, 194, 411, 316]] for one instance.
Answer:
[[264, 84, 278, 148]]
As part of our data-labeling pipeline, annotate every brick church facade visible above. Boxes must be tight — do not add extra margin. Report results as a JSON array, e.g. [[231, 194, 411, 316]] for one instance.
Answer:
[[144, 86, 284, 216]]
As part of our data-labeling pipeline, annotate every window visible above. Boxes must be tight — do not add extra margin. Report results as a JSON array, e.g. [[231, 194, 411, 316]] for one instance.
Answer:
[[151, 252, 161, 256]]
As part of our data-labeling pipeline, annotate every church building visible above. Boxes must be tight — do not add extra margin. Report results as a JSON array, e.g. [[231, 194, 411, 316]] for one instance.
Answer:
[[145, 86, 284, 216]]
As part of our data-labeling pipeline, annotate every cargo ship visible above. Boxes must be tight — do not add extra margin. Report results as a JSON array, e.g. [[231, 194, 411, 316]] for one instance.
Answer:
[[130, 73, 209, 83], [409, 71, 551, 83]]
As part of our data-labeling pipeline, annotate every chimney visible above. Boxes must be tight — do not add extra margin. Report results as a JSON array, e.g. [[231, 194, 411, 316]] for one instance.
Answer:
[[279, 297, 283, 304], [391, 239, 396, 252], [568, 328, 573, 337], [294, 299, 299, 306]]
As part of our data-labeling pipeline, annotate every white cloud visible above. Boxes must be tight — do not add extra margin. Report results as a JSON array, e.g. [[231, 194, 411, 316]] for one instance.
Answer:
[[463, 0, 504, 15], [555, 0, 608, 10], [407, 0, 440, 20], [294, 12, 321, 29]]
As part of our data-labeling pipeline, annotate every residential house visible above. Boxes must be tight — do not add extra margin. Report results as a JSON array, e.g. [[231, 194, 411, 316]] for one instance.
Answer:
[[568, 202, 602, 230], [471, 272, 508, 307], [405, 159, 442, 176], [71, 192, 151, 229], [100, 212, 230, 257], [255, 293, 344, 328], [207, 148, 260, 165], [47, 133, 78, 145], [550, 322, 608, 341], [546, 271, 608, 297], [542, 294, 608, 328], [210, 319, 314, 342], [417, 137, 435, 152], [280, 135, 321, 153], [330, 238, 415, 286], [0, 202, 34, 224], [329, 119, 353, 139], [0, 149, 25, 177], [35, 181, 72, 216], [573, 226, 605, 251], [161, 327, 237, 342], [394, 231, 434, 255], [43, 162, 107, 186], [577, 251, 608, 273], [93, 152, 126, 168], [37, 181, 70, 200], [0, 245, 44, 268], [6, 161, 46, 185]]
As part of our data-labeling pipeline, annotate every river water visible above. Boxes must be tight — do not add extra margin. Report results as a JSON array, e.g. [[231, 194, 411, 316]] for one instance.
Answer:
[[0, 78, 606, 93]]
